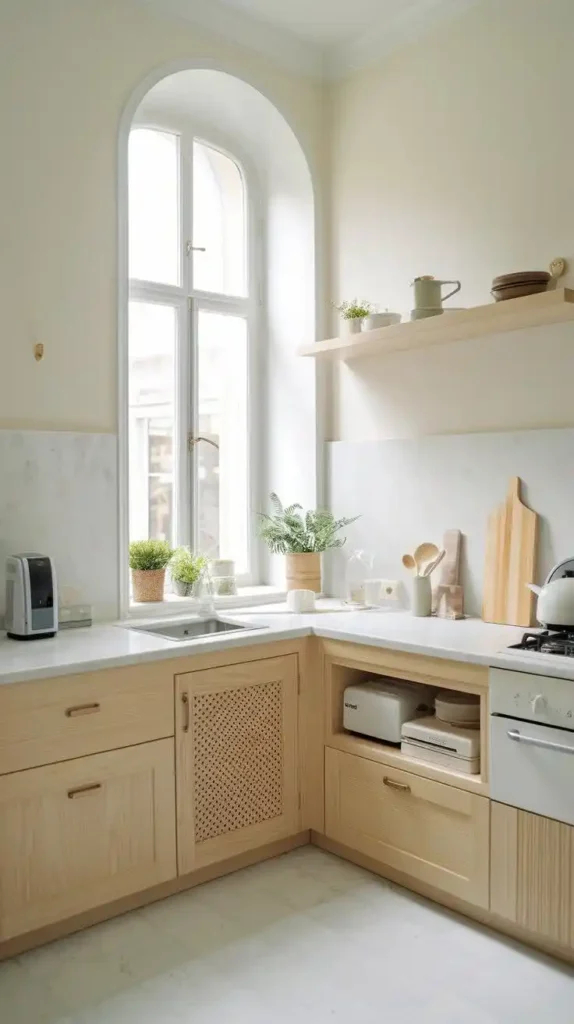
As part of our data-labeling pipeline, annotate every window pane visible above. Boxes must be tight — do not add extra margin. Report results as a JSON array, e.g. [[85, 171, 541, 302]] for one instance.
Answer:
[[193, 142, 246, 297], [129, 302, 177, 546], [129, 129, 179, 286], [196, 311, 248, 572]]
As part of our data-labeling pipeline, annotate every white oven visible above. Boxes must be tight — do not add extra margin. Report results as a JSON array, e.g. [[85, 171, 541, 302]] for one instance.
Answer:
[[490, 668, 574, 827]]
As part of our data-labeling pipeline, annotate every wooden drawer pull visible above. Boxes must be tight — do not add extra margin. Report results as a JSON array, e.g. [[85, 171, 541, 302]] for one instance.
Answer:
[[181, 691, 190, 733], [65, 702, 101, 718], [67, 782, 102, 799], [383, 776, 411, 793]]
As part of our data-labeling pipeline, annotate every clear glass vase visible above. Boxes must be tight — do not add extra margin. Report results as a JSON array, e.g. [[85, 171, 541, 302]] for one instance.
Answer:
[[344, 550, 374, 607]]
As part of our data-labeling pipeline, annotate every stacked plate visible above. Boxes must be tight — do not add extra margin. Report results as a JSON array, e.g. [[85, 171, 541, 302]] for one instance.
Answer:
[[435, 690, 480, 728], [491, 270, 550, 302]]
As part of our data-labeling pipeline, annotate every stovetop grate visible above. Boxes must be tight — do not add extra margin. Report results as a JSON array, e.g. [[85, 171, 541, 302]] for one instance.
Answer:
[[509, 630, 574, 657]]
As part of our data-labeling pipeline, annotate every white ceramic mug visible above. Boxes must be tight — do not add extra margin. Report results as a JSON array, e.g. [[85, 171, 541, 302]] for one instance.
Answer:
[[287, 589, 316, 613], [411, 575, 432, 617]]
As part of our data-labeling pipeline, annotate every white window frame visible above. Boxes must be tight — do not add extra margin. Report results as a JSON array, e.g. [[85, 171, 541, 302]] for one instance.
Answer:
[[120, 114, 263, 613]]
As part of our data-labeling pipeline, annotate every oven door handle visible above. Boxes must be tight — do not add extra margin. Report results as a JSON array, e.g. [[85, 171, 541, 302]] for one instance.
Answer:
[[507, 729, 574, 756]]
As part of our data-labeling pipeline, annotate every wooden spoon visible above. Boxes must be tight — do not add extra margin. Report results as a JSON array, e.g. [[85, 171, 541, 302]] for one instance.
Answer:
[[402, 553, 417, 573], [423, 549, 446, 577], [414, 542, 439, 575]]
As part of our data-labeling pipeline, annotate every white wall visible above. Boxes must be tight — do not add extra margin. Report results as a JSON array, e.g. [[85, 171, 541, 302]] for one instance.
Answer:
[[0, 432, 118, 620], [329, 0, 574, 441], [327, 430, 574, 613], [0, 0, 325, 433]]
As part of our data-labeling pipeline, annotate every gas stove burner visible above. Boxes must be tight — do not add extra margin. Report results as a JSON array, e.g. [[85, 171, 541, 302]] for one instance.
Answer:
[[509, 630, 574, 657]]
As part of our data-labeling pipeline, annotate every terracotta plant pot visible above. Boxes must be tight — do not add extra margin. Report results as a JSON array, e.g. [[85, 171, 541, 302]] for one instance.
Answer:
[[132, 568, 166, 602], [285, 552, 321, 593]]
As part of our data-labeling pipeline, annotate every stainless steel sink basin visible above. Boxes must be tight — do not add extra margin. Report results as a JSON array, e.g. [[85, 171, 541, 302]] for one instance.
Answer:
[[129, 617, 264, 642]]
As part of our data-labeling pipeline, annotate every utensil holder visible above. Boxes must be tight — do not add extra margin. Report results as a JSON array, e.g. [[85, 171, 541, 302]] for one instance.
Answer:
[[411, 575, 432, 617]]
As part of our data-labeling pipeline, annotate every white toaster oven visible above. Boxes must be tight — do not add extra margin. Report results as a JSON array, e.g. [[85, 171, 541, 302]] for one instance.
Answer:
[[343, 678, 433, 744]]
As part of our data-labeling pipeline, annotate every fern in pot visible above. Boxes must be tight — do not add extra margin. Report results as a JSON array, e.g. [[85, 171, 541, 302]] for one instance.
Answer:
[[129, 540, 174, 603], [258, 493, 358, 593], [170, 548, 207, 597]]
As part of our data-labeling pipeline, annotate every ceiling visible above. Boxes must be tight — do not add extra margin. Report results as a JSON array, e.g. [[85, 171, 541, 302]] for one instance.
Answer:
[[137, 0, 479, 77], [216, 0, 430, 48]]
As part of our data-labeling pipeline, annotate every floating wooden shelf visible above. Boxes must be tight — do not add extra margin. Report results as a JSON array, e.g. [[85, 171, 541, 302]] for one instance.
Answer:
[[299, 288, 574, 361]]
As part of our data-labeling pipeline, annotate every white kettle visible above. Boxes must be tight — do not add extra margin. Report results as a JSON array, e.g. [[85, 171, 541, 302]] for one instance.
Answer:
[[528, 558, 574, 629]]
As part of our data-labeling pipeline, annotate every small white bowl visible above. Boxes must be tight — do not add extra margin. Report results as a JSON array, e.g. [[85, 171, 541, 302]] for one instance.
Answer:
[[364, 312, 401, 330]]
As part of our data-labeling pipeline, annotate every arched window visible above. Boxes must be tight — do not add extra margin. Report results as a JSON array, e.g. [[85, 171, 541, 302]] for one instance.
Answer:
[[127, 126, 252, 580]]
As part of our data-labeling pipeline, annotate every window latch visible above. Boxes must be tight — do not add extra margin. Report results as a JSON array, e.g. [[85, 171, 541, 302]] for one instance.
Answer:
[[187, 433, 220, 453], [185, 241, 206, 255]]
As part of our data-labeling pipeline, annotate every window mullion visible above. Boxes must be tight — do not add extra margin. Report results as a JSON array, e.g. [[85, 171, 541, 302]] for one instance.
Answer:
[[190, 290, 250, 317], [176, 131, 194, 552], [129, 281, 185, 304]]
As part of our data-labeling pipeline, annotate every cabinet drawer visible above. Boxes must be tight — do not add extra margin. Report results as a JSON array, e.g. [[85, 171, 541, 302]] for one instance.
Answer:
[[0, 738, 176, 940], [0, 663, 174, 774], [325, 747, 489, 908]]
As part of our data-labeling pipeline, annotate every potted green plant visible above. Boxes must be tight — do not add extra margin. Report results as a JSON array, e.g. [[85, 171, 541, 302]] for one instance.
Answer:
[[258, 493, 358, 593], [335, 299, 372, 335], [170, 547, 207, 597], [129, 539, 174, 603]]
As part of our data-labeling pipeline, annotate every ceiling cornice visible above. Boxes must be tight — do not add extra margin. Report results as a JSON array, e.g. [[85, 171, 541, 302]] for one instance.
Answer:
[[134, 0, 481, 82], [325, 0, 481, 79], [134, 0, 325, 79]]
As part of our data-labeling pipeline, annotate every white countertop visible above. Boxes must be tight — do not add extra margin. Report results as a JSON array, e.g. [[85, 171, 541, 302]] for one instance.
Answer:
[[0, 602, 572, 685]]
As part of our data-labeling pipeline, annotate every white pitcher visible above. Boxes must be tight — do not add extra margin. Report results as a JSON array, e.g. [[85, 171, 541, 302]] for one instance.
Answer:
[[412, 275, 461, 311]]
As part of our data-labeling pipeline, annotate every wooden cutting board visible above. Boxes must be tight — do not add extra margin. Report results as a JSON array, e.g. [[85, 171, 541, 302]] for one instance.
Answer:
[[482, 477, 538, 627]]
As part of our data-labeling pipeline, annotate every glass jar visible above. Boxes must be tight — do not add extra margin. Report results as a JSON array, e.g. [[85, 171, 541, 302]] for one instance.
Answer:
[[344, 550, 374, 607], [212, 576, 238, 597]]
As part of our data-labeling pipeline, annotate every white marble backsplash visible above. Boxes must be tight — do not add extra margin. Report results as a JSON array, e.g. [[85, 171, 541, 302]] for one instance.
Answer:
[[0, 431, 118, 621], [326, 428, 574, 616]]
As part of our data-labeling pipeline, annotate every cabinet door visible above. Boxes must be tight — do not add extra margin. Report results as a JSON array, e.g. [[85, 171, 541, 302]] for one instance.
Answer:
[[325, 747, 490, 908], [491, 801, 574, 948], [176, 655, 299, 873], [0, 739, 176, 941]]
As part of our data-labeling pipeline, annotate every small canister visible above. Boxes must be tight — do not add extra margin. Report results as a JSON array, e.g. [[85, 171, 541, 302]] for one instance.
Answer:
[[210, 560, 237, 596], [411, 575, 432, 617]]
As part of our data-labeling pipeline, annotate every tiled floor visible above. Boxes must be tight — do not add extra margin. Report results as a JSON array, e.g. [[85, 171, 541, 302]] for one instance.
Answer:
[[2, 846, 573, 1023]]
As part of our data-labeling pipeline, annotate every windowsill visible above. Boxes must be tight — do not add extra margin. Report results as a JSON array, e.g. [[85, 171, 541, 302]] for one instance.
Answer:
[[127, 585, 286, 620]]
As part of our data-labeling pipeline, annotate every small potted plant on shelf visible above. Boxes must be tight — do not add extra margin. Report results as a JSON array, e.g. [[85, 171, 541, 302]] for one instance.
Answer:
[[335, 299, 372, 335], [129, 539, 174, 603], [170, 547, 208, 597], [258, 492, 359, 593]]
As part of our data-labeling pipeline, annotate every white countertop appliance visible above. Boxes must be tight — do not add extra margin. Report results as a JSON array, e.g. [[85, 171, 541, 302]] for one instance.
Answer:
[[401, 716, 480, 774], [5, 554, 58, 640], [490, 667, 574, 826], [343, 678, 433, 744]]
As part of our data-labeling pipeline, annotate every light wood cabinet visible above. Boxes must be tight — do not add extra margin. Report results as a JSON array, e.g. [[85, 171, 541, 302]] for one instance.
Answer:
[[325, 746, 490, 908], [0, 663, 174, 775], [491, 802, 574, 949], [176, 655, 300, 873], [0, 739, 176, 941]]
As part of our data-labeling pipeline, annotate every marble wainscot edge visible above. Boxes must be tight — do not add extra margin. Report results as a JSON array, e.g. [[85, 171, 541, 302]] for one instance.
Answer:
[[0, 603, 572, 685]]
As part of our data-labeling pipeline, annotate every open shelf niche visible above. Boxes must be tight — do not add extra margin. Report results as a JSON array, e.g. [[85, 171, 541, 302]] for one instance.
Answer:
[[323, 650, 489, 796]]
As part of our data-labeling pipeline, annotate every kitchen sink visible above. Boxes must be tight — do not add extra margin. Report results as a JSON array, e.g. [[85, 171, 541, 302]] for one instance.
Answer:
[[128, 617, 265, 642]]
